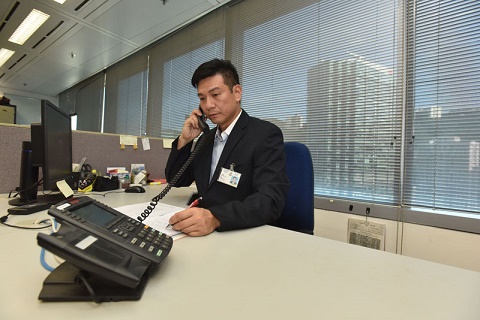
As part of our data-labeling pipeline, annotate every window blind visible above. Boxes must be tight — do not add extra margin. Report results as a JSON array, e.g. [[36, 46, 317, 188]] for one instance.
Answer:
[[58, 87, 75, 115], [75, 74, 105, 132], [58, 72, 105, 132], [56, 0, 480, 231], [104, 50, 149, 136], [228, 0, 403, 207], [404, 0, 480, 213], [147, 9, 225, 138]]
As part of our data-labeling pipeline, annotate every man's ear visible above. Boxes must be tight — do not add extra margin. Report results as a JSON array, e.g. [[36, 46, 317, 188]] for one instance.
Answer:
[[234, 84, 242, 102]]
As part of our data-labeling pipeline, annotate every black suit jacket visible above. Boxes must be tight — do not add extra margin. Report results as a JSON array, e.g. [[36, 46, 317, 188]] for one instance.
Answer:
[[165, 110, 289, 231]]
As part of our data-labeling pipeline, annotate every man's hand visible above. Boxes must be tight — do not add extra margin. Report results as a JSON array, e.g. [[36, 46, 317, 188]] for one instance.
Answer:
[[169, 207, 220, 236], [177, 109, 206, 149]]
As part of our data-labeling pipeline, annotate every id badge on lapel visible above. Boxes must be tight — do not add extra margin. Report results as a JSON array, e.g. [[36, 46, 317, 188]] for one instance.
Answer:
[[218, 163, 241, 188]]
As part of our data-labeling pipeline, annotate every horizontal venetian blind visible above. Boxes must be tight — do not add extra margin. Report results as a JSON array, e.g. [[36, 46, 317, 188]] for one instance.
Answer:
[[404, 0, 480, 213], [228, 0, 403, 205], [58, 73, 105, 132], [147, 8, 225, 138], [75, 74, 105, 132], [104, 50, 149, 136]]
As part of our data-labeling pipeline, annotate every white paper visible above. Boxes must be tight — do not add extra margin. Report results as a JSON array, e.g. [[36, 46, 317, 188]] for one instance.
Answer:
[[142, 138, 151, 150], [115, 202, 186, 240], [134, 171, 146, 184], [347, 219, 385, 250]]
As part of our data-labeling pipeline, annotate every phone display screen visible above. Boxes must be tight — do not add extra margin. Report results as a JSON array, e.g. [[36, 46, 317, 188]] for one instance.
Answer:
[[72, 203, 117, 227]]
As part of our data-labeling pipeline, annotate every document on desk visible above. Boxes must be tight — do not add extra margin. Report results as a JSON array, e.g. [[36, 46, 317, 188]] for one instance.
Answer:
[[115, 202, 186, 241]]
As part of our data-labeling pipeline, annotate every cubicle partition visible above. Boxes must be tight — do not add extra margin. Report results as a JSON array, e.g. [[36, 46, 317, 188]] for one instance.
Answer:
[[0, 124, 172, 194]]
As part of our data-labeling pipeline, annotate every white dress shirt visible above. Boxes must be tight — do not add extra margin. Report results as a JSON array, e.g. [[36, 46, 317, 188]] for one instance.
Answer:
[[210, 110, 242, 182]]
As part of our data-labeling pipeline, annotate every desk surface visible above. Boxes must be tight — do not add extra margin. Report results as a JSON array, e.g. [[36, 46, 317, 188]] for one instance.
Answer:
[[1, 186, 480, 320]]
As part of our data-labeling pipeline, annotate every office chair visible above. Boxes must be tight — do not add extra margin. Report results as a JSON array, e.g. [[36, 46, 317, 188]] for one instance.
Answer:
[[276, 142, 314, 235]]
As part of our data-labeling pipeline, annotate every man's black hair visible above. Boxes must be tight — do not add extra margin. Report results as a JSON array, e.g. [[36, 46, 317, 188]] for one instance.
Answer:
[[191, 59, 240, 90]]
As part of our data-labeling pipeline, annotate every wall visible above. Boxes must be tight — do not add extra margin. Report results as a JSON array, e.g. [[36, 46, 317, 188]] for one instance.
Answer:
[[0, 88, 58, 125], [313, 209, 480, 273], [6, 94, 42, 125]]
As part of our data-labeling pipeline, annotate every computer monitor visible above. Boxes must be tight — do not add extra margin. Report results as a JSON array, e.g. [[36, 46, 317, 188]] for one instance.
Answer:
[[9, 100, 73, 206]]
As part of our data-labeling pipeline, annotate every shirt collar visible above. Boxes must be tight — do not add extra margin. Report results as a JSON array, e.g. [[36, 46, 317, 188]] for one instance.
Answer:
[[215, 110, 242, 140]]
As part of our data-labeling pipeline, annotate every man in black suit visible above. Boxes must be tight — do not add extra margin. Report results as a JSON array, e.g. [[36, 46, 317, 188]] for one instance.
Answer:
[[166, 59, 289, 236]]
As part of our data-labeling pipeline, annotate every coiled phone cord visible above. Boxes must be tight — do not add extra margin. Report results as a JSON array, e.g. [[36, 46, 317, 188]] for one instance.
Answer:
[[137, 136, 207, 222]]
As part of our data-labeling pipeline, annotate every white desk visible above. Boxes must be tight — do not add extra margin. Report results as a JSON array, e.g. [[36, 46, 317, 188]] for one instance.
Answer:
[[1, 186, 480, 320]]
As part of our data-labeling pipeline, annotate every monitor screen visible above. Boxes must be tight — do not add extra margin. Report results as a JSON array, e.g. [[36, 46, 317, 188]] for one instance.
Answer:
[[9, 100, 73, 206], [39, 100, 73, 191]]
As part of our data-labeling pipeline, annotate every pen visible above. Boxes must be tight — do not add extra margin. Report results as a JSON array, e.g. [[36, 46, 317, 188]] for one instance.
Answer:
[[166, 197, 202, 228], [188, 197, 201, 208]]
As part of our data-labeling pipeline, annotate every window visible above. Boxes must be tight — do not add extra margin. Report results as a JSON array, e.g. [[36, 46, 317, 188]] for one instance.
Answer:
[[76, 74, 105, 132], [403, 0, 480, 230], [147, 9, 225, 138], [58, 0, 480, 232], [228, 0, 403, 212], [59, 73, 105, 132], [104, 51, 149, 136]]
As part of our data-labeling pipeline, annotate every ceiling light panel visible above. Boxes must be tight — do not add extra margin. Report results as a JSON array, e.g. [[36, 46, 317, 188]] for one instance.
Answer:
[[9, 9, 50, 45], [0, 49, 15, 68], [53, 0, 67, 4]]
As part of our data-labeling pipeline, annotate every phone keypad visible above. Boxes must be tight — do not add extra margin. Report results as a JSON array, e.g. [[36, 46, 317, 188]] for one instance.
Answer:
[[124, 225, 173, 260]]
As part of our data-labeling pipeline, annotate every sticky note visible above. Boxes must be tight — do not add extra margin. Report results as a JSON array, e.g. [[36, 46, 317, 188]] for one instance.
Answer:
[[163, 138, 174, 149], [120, 135, 137, 146], [57, 180, 74, 198]]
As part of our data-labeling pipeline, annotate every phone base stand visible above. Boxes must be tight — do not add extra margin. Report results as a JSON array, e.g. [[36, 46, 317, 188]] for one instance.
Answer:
[[38, 262, 150, 303]]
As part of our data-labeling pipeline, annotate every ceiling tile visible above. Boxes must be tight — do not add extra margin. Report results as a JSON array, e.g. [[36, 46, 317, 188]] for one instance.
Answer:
[[0, 0, 230, 96]]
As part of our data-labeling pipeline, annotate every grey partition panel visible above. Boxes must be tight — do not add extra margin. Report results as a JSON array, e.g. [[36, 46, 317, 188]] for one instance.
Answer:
[[0, 124, 172, 194], [0, 124, 31, 194], [72, 131, 170, 180]]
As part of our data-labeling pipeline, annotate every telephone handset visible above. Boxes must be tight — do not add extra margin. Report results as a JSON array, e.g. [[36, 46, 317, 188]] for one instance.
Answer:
[[137, 106, 210, 223], [197, 106, 209, 134]]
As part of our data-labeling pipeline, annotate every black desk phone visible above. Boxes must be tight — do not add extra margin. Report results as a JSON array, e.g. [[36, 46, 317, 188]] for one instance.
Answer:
[[37, 196, 173, 302]]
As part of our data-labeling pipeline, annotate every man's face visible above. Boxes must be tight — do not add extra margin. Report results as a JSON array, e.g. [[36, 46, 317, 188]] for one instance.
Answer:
[[197, 74, 242, 131]]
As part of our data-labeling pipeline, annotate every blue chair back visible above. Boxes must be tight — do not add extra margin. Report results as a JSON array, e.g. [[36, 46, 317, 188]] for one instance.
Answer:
[[276, 142, 314, 235]]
